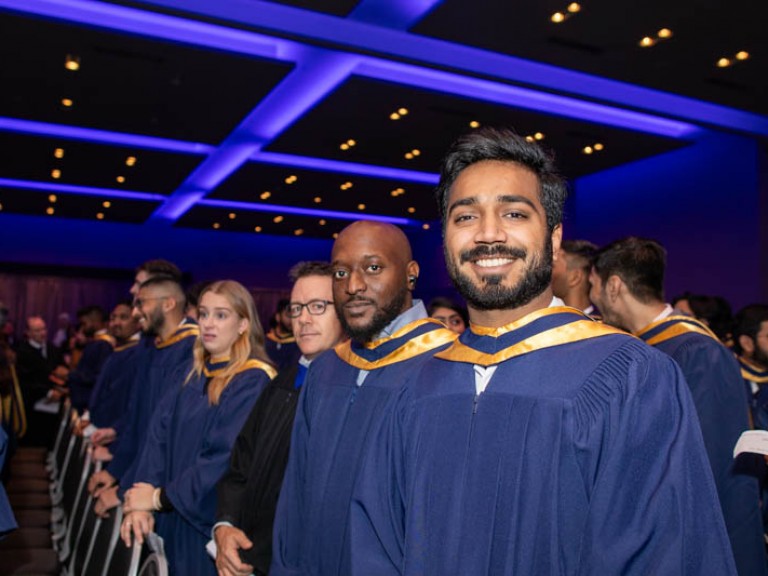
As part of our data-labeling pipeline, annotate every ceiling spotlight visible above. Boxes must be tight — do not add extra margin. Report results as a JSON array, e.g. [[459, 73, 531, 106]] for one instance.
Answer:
[[525, 135, 535, 143], [594, 143, 604, 151], [51, 169, 61, 179], [639, 28, 672, 48], [412, 149, 421, 156], [717, 57, 731, 68], [735, 51, 750, 61], [46, 207, 55, 215], [407, 207, 416, 214], [551, 12, 565, 23], [213, 222, 221, 229], [657, 28, 673, 39], [422, 223, 430, 230], [358, 203, 366, 210], [319, 219, 326, 226], [398, 108, 408, 116], [61, 98, 73, 107], [567, 3, 581, 12], [347, 139, 356, 146], [583, 146, 594, 155], [639, 36, 656, 48], [404, 153, 414, 160], [228, 213, 237, 220], [313, 196, 322, 203], [54, 148, 64, 159], [48, 194, 57, 203], [717, 51, 750, 68], [260, 191, 271, 200], [254, 226, 262, 232], [294, 229, 304, 236], [64, 55, 80, 71], [534, 132, 545, 140], [332, 233, 339, 239], [126, 156, 137, 167], [273, 215, 284, 223], [469, 120, 480, 128], [103, 201, 111, 208], [96, 212, 104, 220], [390, 112, 400, 120], [116, 176, 125, 184], [285, 175, 298, 184], [340, 181, 353, 190], [340, 143, 350, 150]]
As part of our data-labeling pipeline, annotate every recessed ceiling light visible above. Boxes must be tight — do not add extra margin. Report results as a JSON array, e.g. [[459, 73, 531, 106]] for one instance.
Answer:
[[534, 132, 545, 140], [347, 139, 357, 146], [469, 120, 480, 128], [314, 196, 322, 203], [294, 229, 304, 236], [64, 55, 80, 71], [116, 176, 125, 184], [567, 3, 581, 13], [228, 213, 236, 220], [103, 201, 111, 208], [412, 149, 421, 156], [340, 143, 350, 150], [357, 203, 366, 210], [583, 146, 594, 155], [397, 108, 408, 116], [340, 181, 353, 190], [48, 194, 57, 203], [735, 51, 750, 61], [96, 212, 104, 220], [273, 215, 284, 223], [551, 12, 565, 23], [390, 112, 400, 120], [319, 219, 326, 226], [126, 156, 137, 167], [213, 222, 221, 229], [54, 148, 64, 159], [285, 175, 298, 184], [407, 207, 416, 213], [61, 98, 73, 107], [657, 28, 673, 39], [51, 169, 61, 179], [254, 226, 262, 232], [46, 207, 55, 215], [332, 233, 339, 239], [639, 36, 656, 48], [260, 191, 271, 200], [594, 143, 604, 151], [404, 153, 414, 160], [422, 223, 430, 230]]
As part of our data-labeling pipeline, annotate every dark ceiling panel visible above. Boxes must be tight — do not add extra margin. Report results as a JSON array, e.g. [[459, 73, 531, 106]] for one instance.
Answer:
[[175, 205, 360, 240], [0, 187, 160, 223], [0, 12, 294, 142], [412, 0, 766, 115], [0, 132, 202, 194], [266, 76, 688, 181], [214, 163, 437, 220]]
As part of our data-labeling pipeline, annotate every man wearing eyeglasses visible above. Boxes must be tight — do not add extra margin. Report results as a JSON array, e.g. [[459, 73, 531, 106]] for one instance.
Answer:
[[214, 261, 345, 576]]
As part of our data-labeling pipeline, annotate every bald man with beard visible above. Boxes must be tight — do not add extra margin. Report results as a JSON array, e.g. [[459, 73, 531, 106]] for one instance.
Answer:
[[270, 221, 457, 576]]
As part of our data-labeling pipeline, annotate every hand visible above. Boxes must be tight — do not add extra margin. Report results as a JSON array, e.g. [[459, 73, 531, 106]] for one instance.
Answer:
[[91, 427, 116, 446], [214, 525, 254, 576], [88, 469, 116, 495], [74, 417, 90, 436], [123, 482, 156, 513], [93, 445, 113, 462], [94, 485, 121, 517], [121, 510, 154, 547]]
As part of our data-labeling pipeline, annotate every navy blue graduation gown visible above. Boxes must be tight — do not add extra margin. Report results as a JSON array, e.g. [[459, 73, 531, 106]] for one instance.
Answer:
[[0, 427, 16, 538], [107, 323, 198, 489], [351, 308, 737, 576], [265, 332, 302, 372], [133, 360, 274, 576], [271, 319, 456, 576], [88, 339, 141, 429], [68, 333, 114, 412], [638, 316, 766, 576]]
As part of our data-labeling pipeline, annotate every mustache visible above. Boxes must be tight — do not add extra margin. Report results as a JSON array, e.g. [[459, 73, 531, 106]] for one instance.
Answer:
[[459, 245, 527, 264], [343, 295, 376, 306]]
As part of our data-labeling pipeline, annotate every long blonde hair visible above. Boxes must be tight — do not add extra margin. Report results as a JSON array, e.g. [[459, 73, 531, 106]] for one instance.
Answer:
[[188, 280, 273, 405]]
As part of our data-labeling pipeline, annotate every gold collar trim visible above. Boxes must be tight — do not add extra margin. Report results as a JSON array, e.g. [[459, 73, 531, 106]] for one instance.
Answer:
[[114, 339, 140, 353], [469, 306, 587, 337], [636, 315, 718, 346], [436, 319, 626, 367], [362, 318, 447, 349], [94, 332, 116, 347], [335, 326, 457, 370], [267, 331, 296, 344], [156, 324, 200, 349], [203, 358, 277, 380]]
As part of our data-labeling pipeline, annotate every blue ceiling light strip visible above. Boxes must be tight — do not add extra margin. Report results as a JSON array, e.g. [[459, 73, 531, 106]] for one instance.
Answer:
[[355, 57, 700, 139], [0, 177, 167, 201], [149, 50, 359, 222], [116, 0, 768, 137], [199, 197, 419, 226], [253, 152, 439, 185], [0, 116, 215, 154]]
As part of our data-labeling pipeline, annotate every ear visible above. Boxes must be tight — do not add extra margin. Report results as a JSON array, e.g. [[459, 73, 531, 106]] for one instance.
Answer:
[[739, 334, 755, 356], [406, 261, 420, 292], [606, 275, 623, 301], [550, 224, 563, 259], [568, 267, 584, 289], [162, 297, 176, 314], [238, 317, 249, 337]]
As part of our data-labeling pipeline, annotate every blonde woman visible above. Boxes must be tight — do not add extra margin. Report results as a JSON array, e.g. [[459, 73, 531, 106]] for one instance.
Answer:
[[121, 280, 276, 575]]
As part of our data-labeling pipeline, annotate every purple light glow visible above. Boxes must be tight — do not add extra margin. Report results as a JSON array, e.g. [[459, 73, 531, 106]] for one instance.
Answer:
[[0, 177, 166, 201], [0, 116, 215, 155], [199, 197, 419, 226]]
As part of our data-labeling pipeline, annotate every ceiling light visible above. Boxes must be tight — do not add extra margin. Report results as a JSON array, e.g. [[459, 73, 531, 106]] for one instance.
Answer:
[[567, 3, 581, 13], [340, 143, 350, 150], [54, 148, 64, 159], [285, 175, 297, 184], [294, 229, 304, 236], [260, 191, 271, 200], [213, 222, 220, 229], [594, 142, 604, 151], [61, 98, 73, 107], [103, 201, 111, 208], [422, 223, 430, 230], [735, 51, 750, 61], [469, 120, 480, 128], [273, 215, 284, 223], [583, 146, 594, 155], [96, 212, 104, 220], [51, 169, 61, 179], [319, 219, 326, 225], [407, 207, 416, 213], [639, 37, 656, 48], [313, 196, 322, 203], [0, 203, 3, 211], [340, 181, 353, 190], [412, 149, 421, 156], [347, 139, 356, 146], [64, 55, 80, 71], [46, 207, 55, 215], [254, 226, 262, 232], [126, 156, 137, 167], [390, 112, 400, 120], [717, 58, 731, 68], [551, 12, 565, 23], [397, 108, 408, 116], [48, 194, 57, 203], [357, 203, 366, 210], [657, 28, 673, 39], [116, 176, 125, 183], [534, 132, 545, 140], [228, 212, 236, 219], [404, 152, 414, 159], [332, 233, 339, 239], [525, 135, 535, 142]]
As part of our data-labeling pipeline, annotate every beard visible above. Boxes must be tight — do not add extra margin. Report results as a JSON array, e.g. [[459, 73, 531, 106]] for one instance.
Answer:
[[752, 345, 768, 369], [142, 307, 165, 336], [336, 286, 409, 343], [446, 238, 553, 311]]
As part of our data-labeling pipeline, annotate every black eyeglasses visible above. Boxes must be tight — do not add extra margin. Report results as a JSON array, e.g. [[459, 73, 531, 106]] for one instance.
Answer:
[[287, 300, 333, 318], [132, 296, 168, 309]]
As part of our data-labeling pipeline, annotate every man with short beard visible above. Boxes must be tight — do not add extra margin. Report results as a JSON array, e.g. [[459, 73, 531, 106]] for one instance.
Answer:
[[270, 221, 457, 576], [734, 305, 768, 428], [89, 275, 198, 517], [66, 305, 114, 412], [350, 128, 736, 575]]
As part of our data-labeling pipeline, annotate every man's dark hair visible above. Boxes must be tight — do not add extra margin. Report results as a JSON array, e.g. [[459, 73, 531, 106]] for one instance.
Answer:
[[139, 274, 186, 309], [136, 259, 182, 282], [114, 298, 133, 309], [733, 304, 768, 355], [593, 237, 666, 304], [435, 127, 568, 232], [561, 239, 598, 274], [688, 295, 733, 342], [275, 298, 290, 313], [185, 282, 209, 310], [427, 296, 469, 326], [76, 305, 107, 323], [289, 261, 333, 282]]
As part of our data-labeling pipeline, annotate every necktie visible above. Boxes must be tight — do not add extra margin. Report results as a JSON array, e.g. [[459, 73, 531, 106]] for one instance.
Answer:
[[294, 363, 308, 389]]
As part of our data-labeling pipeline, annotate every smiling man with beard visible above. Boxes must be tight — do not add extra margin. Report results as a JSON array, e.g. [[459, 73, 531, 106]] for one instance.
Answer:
[[350, 127, 737, 576], [270, 221, 457, 576]]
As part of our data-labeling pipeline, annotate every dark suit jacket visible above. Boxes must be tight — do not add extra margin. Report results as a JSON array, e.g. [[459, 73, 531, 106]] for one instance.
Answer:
[[15, 340, 64, 405]]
